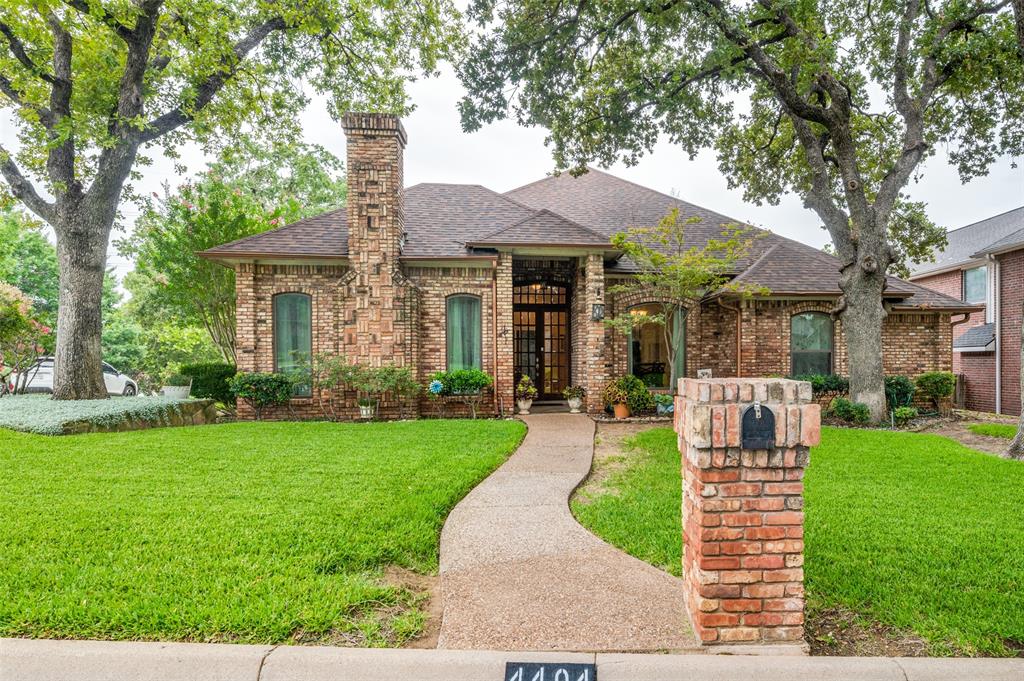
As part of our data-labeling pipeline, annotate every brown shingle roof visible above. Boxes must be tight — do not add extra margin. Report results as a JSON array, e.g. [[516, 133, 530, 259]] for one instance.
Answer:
[[505, 167, 773, 272], [402, 183, 534, 257], [467, 209, 611, 247], [200, 207, 348, 259], [200, 167, 974, 312]]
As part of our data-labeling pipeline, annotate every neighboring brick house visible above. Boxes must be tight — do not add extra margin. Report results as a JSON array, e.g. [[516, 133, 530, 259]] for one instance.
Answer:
[[201, 113, 976, 419], [910, 207, 1024, 416]]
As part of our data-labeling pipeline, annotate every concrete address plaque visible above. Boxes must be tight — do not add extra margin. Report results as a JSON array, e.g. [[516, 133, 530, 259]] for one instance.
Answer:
[[741, 402, 775, 450], [505, 662, 596, 681]]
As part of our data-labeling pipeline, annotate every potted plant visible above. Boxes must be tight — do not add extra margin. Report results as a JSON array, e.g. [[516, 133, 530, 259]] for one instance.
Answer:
[[562, 385, 585, 413], [161, 373, 192, 400], [654, 392, 675, 416], [515, 375, 538, 414], [603, 382, 630, 419], [352, 366, 383, 420]]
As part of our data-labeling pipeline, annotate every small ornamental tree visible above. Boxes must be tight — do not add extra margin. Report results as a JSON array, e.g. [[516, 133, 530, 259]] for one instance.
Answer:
[[603, 209, 765, 388], [0, 282, 51, 394]]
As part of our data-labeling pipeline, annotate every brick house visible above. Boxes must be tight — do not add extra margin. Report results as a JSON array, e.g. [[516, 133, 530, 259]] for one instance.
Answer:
[[910, 207, 1024, 416], [201, 113, 976, 419]]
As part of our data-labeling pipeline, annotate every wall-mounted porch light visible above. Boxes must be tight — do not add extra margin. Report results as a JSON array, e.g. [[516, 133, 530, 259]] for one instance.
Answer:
[[591, 303, 605, 321]]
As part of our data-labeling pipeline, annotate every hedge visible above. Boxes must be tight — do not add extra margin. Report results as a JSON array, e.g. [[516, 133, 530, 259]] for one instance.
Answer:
[[181, 362, 236, 404]]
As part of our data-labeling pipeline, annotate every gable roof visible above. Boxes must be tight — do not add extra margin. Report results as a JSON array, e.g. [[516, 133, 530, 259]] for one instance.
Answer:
[[200, 167, 975, 312], [467, 209, 611, 248], [908, 206, 1024, 278]]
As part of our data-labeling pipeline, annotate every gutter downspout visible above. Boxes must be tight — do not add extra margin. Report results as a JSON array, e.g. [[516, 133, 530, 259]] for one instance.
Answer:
[[993, 258, 1002, 414], [717, 298, 743, 377], [950, 313, 972, 408], [492, 257, 502, 417]]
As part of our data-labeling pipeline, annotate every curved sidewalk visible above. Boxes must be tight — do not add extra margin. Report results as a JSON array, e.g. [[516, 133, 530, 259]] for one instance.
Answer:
[[437, 413, 699, 651]]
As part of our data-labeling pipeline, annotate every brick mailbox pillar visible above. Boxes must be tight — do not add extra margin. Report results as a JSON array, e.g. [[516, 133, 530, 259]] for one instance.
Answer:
[[674, 377, 820, 647]]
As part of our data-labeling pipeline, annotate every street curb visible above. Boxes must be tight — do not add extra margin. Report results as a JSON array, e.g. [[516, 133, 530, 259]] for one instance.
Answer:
[[3, 639, 1024, 681]]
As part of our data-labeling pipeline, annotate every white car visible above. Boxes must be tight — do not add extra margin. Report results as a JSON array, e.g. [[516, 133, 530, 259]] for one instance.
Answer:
[[5, 357, 138, 396]]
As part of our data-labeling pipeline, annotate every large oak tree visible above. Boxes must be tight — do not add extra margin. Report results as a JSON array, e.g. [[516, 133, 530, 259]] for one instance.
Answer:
[[0, 0, 459, 399], [459, 0, 1024, 420]]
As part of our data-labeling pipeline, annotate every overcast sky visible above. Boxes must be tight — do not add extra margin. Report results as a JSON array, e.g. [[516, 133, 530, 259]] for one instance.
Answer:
[[4, 64, 1023, 285]]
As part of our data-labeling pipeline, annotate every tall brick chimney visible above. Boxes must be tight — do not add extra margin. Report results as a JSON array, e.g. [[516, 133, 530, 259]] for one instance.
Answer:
[[341, 112, 410, 368]]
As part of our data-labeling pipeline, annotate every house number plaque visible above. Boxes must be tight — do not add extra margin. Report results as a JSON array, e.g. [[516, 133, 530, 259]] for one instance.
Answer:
[[505, 662, 596, 681], [741, 402, 775, 450]]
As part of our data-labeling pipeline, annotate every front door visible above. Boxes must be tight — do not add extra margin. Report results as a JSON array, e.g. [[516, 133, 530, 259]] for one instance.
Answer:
[[513, 284, 570, 400]]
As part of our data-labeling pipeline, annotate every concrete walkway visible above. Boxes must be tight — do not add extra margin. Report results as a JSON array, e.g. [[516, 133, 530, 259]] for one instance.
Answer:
[[5, 638, 1024, 681], [437, 414, 699, 651]]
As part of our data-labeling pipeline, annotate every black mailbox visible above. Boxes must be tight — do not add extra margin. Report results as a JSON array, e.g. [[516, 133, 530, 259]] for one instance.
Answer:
[[741, 403, 775, 450]]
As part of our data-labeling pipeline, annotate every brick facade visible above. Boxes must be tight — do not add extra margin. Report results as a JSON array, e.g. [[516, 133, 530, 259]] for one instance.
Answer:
[[674, 378, 818, 646], [228, 112, 960, 421], [915, 252, 1022, 416], [999, 250, 1023, 416]]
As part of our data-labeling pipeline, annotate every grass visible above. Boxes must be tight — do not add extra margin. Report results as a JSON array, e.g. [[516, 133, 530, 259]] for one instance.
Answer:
[[967, 422, 1018, 439], [571, 428, 682, 576], [0, 419, 525, 645], [572, 426, 1024, 656]]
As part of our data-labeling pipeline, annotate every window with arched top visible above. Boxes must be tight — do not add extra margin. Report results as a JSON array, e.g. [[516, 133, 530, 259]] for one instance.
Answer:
[[791, 312, 833, 376], [627, 303, 685, 388], [446, 294, 482, 370], [273, 293, 312, 396]]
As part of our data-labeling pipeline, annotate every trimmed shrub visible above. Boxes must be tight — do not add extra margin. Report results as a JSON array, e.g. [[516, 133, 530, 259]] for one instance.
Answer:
[[163, 373, 192, 387], [916, 371, 955, 402], [228, 372, 294, 420], [893, 406, 919, 426], [181, 362, 236, 404], [884, 375, 916, 409], [828, 397, 871, 425], [437, 368, 493, 395]]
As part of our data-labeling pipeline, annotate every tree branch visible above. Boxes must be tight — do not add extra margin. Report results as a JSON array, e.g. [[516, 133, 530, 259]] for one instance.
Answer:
[[0, 21, 57, 84], [0, 144, 55, 222], [60, 0, 134, 41], [46, 12, 76, 193], [139, 17, 287, 143]]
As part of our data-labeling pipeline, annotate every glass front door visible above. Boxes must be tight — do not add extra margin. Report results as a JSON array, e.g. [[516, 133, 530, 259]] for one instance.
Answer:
[[513, 284, 570, 400]]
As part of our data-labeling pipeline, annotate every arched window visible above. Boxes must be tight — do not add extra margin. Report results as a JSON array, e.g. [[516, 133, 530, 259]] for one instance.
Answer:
[[273, 293, 312, 396], [627, 303, 685, 388], [447, 294, 482, 370], [791, 312, 833, 376]]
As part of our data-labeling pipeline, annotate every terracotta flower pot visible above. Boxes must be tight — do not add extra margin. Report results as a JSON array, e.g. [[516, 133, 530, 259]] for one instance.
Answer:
[[613, 402, 630, 419]]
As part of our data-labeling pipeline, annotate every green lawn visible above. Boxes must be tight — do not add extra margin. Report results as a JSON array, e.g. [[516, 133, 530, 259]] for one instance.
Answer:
[[0, 420, 525, 645], [571, 428, 682, 576], [967, 422, 1018, 439], [572, 426, 1024, 656]]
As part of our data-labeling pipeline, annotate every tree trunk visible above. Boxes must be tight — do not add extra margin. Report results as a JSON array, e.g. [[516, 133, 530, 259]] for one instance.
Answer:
[[1008, 299, 1024, 460], [51, 217, 112, 400], [839, 258, 888, 422]]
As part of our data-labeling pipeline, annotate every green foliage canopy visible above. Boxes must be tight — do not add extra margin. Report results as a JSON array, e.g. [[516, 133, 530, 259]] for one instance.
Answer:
[[459, 0, 1023, 276]]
